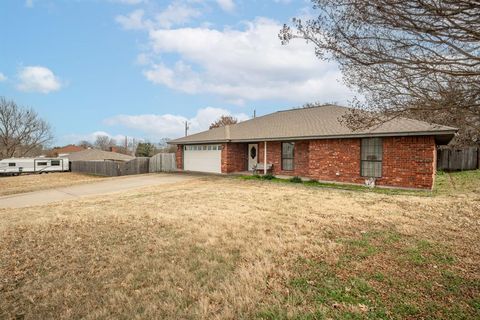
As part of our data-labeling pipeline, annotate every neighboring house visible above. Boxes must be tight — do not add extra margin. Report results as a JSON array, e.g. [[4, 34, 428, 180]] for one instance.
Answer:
[[169, 105, 457, 189], [61, 149, 135, 162], [49, 144, 85, 157]]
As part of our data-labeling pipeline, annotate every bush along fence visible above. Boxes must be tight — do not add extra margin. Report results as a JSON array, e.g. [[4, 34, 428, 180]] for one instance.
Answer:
[[437, 147, 479, 171], [70, 153, 176, 177]]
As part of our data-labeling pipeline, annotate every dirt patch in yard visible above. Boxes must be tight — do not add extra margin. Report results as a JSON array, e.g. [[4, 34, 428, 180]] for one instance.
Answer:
[[0, 175, 479, 319], [0, 172, 104, 196]]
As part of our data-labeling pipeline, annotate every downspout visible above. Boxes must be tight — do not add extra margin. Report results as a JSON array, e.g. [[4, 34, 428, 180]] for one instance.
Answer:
[[264, 141, 267, 175]]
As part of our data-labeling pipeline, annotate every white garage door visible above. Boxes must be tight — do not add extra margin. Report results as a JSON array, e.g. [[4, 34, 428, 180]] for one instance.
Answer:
[[184, 144, 222, 173]]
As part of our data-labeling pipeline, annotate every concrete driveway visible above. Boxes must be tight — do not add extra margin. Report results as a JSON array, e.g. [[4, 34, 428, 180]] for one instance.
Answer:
[[0, 174, 195, 208]]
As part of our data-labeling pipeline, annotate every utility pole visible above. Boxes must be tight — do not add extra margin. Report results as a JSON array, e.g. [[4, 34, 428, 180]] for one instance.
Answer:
[[253, 109, 256, 118], [185, 121, 189, 136]]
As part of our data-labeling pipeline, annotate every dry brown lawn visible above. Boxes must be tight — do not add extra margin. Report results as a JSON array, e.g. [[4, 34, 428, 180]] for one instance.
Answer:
[[0, 173, 479, 319], [0, 172, 103, 196]]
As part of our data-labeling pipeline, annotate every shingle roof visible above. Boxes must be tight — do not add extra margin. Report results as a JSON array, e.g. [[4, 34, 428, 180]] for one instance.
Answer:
[[170, 105, 457, 145], [61, 149, 135, 162]]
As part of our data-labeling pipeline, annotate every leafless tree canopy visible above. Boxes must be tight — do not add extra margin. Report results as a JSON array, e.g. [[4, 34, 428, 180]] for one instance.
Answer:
[[94, 135, 117, 151], [78, 140, 93, 149], [209, 115, 238, 129], [280, 0, 480, 145], [0, 97, 53, 159]]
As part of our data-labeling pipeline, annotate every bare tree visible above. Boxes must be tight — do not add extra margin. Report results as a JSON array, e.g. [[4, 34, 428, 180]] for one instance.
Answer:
[[0, 97, 53, 158], [280, 0, 480, 145], [94, 135, 116, 151], [209, 115, 238, 129], [78, 140, 93, 149]]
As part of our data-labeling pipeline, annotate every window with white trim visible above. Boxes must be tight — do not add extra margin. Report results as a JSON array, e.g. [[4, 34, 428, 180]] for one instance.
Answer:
[[360, 138, 383, 178]]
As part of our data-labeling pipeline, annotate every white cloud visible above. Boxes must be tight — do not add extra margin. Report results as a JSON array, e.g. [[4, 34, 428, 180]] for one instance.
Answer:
[[156, 2, 202, 28], [17, 66, 62, 93], [25, 0, 34, 8], [116, 2, 201, 30], [0, 72, 7, 82], [63, 131, 130, 145], [116, 9, 150, 30], [104, 107, 249, 139], [216, 0, 235, 12], [142, 17, 352, 104]]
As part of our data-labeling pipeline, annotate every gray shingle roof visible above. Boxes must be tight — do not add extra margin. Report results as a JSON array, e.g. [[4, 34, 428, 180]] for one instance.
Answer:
[[170, 105, 457, 145], [61, 149, 135, 162]]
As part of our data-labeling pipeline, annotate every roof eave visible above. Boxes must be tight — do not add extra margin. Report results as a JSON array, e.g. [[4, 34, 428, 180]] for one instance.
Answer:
[[168, 129, 457, 145], [168, 139, 229, 145]]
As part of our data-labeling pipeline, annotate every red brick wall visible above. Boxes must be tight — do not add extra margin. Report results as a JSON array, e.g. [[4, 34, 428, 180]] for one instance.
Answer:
[[251, 137, 436, 189], [380, 136, 436, 189], [221, 143, 248, 173], [257, 141, 310, 177], [308, 138, 363, 184], [176, 145, 183, 170]]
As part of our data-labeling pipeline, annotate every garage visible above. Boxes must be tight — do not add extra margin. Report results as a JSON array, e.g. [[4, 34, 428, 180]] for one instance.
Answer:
[[183, 144, 222, 173]]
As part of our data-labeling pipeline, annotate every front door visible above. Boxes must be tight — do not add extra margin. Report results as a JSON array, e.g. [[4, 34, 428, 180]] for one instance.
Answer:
[[248, 144, 258, 171]]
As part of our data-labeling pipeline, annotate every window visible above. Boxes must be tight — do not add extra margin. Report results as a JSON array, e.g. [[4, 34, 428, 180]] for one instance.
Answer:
[[361, 138, 383, 178], [8, 163, 15, 167], [37, 162, 48, 166], [282, 142, 295, 171], [51, 160, 60, 166]]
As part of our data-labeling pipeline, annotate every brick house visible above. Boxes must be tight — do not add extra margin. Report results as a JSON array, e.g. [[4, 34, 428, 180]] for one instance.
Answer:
[[169, 105, 457, 189], [49, 144, 85, 157]]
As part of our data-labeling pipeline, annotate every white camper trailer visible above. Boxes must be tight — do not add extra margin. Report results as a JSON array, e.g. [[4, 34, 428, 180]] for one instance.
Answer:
[[0, 158, 70, 175]]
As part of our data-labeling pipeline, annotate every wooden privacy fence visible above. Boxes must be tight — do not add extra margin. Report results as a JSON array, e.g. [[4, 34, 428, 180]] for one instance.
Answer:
[[437, 147, 479, 171], [71, 160, 122, 176], [123, 157, 150, 175], [71, 153, 176, 176], [149, 153, 176, 172]]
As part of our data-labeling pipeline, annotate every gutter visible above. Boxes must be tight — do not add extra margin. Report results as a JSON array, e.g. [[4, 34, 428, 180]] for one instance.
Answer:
[[167, 129, 457, 145]]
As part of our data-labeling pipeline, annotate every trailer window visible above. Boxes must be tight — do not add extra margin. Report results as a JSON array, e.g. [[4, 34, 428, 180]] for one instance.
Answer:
[[8, 163, 15, 167], [37, 162, 48, 166], [51, 160, 61, 166]]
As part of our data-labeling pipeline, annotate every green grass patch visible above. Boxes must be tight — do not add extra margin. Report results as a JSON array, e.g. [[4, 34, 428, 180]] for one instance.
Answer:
[[434, 169, 480, 195], [402, 239, 455, 267], [257, 230, 479, 319], [239, 175, 430, 196], [240, 169, 480, 196]]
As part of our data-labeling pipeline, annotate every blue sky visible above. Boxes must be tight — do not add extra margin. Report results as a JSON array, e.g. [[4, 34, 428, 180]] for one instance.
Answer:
[[0, 0, 352, 146]]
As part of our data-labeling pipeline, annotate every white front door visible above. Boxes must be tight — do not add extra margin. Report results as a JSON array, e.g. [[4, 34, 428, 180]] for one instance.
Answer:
[[248, 144, 258, 171]]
